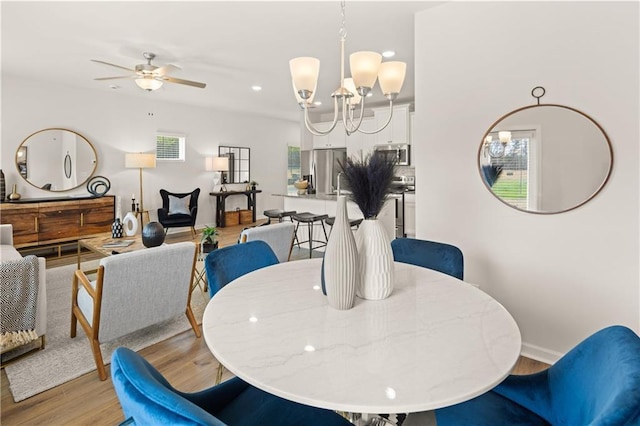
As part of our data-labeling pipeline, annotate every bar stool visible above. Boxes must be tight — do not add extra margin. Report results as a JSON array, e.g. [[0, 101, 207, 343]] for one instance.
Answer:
[[325, 217, 363, 235], [263, 209, 297, 224], [292, 212, 329, 258]]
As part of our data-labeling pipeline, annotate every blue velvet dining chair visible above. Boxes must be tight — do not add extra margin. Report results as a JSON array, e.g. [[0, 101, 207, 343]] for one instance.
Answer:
[[204, 240, 279, 298], [111, 347, 352, 426], [391, 238, 464, 280], [435, 325, 640, 425]]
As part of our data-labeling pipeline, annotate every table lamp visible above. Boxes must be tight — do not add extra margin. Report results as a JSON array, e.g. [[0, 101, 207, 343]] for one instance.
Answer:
[[206, 156, 229, 192], [125, 153, 156, 226]]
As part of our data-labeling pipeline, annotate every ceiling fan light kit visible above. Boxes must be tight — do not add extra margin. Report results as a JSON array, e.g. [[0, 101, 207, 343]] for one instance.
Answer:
[[92, 51, 206, 92], [289, 0, 406, 136]]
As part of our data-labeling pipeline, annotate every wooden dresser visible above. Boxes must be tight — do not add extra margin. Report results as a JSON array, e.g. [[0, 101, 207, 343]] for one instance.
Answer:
[[0, 195, 115, 249]]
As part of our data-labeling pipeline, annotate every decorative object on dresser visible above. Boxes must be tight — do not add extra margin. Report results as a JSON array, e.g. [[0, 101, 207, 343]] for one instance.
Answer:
[[111, 218, 124, 238], [122, 211, 138, 237], [141, 222, 165, 248], [7, 184, 21, 201], [206, 156, 229, 192], [86, 175, 111, 197], [125, 152, 156, 228], [322, 195, 358, 310], [339, 153, 396, 300]]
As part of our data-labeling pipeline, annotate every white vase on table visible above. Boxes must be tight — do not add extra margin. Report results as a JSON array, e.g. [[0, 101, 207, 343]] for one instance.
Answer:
[[322, 196, 358, 310], [355, 218, 394, 300], [122, 211, 138, 237]]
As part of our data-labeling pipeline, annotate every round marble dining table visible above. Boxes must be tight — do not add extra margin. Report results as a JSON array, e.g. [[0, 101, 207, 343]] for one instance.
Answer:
[[202, 259, 521, 415]]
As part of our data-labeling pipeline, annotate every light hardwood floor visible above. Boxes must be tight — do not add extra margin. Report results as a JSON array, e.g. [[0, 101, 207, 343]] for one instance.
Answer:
[[1, 222, 549, 425]]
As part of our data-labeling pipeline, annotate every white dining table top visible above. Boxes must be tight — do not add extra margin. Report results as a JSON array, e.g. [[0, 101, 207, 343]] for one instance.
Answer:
[[202, 259, 521, 414]]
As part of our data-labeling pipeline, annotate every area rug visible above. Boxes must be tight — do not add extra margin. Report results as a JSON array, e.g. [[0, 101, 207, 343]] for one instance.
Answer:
[[4, 262, 208, 402]]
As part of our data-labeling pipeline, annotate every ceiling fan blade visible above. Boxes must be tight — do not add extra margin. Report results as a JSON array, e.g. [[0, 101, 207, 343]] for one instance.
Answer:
[[91, 59, 135, 72], [154, 64, 180, 76], [94, 76, 134, 81], [162, 76, 206, 89]]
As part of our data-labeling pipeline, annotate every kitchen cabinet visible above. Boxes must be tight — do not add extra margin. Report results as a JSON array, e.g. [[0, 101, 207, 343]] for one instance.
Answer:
[[0, 196, 115, 248], [374, 104, 413, 145], [346, 116, 376, 159], [313, 121, 346, 149]]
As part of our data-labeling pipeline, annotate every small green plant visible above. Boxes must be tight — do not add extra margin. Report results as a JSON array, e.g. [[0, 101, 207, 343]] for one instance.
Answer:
[[200, 225, 219, 244], [250, 180, 258, 187]]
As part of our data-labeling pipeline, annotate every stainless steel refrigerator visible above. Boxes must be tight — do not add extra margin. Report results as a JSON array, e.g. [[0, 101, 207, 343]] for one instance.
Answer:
[[302, 148, 347, 194]]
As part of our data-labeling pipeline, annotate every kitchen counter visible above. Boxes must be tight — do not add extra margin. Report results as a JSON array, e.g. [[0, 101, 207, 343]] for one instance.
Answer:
[[272, 192, 340, 201]]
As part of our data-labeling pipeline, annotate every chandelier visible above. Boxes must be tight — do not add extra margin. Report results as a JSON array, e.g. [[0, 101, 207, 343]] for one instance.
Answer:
[[289, 1, 406, 136]]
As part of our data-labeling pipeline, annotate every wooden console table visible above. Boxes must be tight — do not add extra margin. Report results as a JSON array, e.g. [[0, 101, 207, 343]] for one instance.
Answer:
[[209, 190, 261, 227]]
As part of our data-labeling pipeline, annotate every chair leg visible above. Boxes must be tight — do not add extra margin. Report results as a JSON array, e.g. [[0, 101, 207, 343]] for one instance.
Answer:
[[215, 364, 225, 385], [190, 227, 197, 239], [308, 221, 313, 258], [185, 306, 202, 338], [294, 220, 302, 248], [90, 337, 108, 381]]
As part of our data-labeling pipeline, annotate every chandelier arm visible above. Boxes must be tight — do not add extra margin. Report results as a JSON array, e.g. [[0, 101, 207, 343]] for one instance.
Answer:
[[303, 97, 340, 136], [356, 100, 395, 135], [344, 98, 366, 136]]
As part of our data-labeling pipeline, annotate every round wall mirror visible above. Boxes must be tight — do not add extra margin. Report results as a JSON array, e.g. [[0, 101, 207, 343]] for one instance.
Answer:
[[478, 104, 613, 214], [16, 128, 98, 192]]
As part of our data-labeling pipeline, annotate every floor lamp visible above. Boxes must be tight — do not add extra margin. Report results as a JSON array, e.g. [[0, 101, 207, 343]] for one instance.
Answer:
[[125, 153, 156, 227], [206, 156, 229, 192]]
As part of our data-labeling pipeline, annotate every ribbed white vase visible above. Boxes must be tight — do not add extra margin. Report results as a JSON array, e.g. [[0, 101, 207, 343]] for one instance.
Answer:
[[323, 196, 358, 310], [122, 211, 139, 237], [355, 218, 394, 300]]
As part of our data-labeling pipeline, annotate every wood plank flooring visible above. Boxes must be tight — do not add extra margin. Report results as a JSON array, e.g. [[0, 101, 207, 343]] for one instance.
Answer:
[[1, 222, 550, 425]]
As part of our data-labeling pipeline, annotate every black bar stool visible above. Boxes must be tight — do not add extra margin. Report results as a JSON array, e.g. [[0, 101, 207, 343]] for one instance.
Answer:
[[325, 217, 363, 235], [292, 212, 329, 258], [263, 209, 297, 224]]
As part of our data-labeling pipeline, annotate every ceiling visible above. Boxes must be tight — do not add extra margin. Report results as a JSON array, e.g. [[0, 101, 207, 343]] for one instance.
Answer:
[[1, 1, 439, 122]]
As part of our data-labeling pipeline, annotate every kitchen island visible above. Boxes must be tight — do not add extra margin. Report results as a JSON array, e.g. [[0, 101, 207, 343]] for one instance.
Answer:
[[272, 193, 396, 246]]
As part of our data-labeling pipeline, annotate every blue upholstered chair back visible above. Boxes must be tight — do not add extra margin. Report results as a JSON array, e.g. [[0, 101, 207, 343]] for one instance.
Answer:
[[391, 238, 464, 280], [111, 347, 227, 425], [205, 240, 279, 297], [112, 347, 353, 426]]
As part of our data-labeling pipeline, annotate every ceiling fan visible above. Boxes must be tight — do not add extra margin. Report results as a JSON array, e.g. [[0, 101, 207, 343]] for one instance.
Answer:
[[91, 52, 206, 91]]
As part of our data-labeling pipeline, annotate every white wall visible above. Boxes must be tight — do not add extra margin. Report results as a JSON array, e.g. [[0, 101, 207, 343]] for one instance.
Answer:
[[415, 2, 639, 363], [1, 77, 299, 231]]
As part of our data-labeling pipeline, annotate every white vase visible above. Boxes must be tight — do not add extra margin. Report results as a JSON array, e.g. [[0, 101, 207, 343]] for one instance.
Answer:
[[355, 218, 394, 300], [122, 211, 138, 237], [323, 196, 358, 310]]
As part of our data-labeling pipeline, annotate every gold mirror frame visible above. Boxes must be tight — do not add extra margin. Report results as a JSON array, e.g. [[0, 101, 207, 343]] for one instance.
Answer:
[[16, 128, 98, 192], [478, 93, 613, 214]]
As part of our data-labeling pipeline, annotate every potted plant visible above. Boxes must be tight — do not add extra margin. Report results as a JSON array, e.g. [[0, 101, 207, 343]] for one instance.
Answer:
[[338, 153, 396, 300], [200, 225, 219, 253], [250, 180, 258, 191]]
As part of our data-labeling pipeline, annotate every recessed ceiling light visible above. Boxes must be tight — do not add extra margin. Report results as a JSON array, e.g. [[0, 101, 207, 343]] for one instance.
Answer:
[[314, 101, 322, 106], [382, 50, 396, 58], [251, 85, 262, 92], [366, 92, 373, 97]]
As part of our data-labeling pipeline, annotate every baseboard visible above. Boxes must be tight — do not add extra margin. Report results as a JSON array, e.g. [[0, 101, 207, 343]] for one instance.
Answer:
[[521, 342, 563, 366]]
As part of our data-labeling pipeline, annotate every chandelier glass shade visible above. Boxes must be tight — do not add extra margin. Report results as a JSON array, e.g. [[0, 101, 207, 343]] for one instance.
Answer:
[[289, 1, 406, 136], [135, 76, 163, 91]]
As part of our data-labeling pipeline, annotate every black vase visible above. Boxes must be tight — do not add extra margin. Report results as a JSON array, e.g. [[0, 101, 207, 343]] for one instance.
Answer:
[[142, 222, 165, 248], [0, 169, 5, 201], [111, 218, 124, 238]]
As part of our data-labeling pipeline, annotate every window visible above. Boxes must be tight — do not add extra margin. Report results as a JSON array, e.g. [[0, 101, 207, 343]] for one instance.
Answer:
[[287, 145, 301, 193], [156, 133, 186, 161]]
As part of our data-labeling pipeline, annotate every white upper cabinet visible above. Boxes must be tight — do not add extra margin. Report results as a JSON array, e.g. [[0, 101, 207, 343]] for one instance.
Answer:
[[373, 104, 413, 145], [347, 116, 376, 159], [313, 121, 346, 149]]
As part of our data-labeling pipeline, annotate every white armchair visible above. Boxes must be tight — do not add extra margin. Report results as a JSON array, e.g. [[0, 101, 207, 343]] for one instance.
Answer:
[[70, 241, 200, 380], [240, 222, 295, 262], [0, 224, 46, 354]]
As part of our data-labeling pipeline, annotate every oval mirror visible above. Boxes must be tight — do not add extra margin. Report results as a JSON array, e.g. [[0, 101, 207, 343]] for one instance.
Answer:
[[478, 104, 613, 214], [16, 128, 98, 192]]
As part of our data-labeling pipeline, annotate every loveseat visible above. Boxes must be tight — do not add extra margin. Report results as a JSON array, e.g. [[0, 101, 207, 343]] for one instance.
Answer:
[[0, 224, 47, 353]]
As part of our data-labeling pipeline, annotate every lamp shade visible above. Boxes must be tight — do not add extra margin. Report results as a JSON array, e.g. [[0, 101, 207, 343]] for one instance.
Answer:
[[289, 57, 320, 94], [206, 156, 229, 172], [349, 51, 382, 89], [125, 153, 156, 169], [499, 131, 512, 143], [135, 77, 163, 91], [378, 61, 406, 95], [292, 79, 315, 105]]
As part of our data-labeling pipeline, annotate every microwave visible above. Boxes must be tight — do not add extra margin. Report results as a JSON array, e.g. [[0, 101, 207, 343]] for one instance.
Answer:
[[373, 143, 410, 166]]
